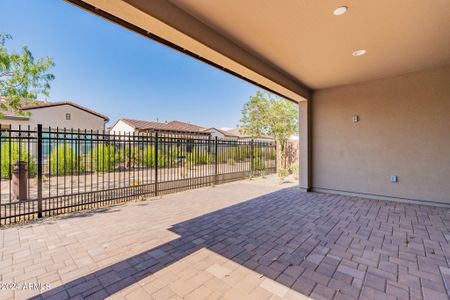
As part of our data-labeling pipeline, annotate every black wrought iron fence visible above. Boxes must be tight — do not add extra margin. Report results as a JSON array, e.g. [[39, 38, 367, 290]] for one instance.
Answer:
[[0, 124, 276, 225]]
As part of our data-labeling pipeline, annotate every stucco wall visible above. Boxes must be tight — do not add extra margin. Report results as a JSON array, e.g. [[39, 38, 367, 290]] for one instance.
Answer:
[[0, 118, 29, 128], [109, 120, 136, 134], [312, 66, 450, 204], [26, 105, 106, 131], [206, 129, 226, 140]]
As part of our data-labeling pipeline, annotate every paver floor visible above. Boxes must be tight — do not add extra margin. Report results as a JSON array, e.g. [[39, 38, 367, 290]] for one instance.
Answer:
[[1, 175, 450, 300]]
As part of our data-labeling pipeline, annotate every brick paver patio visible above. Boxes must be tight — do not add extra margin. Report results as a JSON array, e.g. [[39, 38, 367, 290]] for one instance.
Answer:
[[1, 175, 450, 300]]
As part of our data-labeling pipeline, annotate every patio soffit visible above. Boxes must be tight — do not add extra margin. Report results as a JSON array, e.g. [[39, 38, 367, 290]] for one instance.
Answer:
[[67, 0, 450, 101]]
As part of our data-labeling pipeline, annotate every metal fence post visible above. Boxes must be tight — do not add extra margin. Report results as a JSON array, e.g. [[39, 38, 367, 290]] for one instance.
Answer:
[[250, 139, 254, 177], [37, 124, 43, 218], [128, 132, 132, 170], [154, 132, 159, 196], [214, 136, 218, 185]]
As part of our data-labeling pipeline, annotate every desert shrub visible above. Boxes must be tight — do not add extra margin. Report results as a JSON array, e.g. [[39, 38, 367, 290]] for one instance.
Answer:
[[289, 163, 299, 174], [162, 146, 178, 167], [225, 147, 247, 161], [252, 157, 265, 171], [277, 167, 289, 178], [49, 144, 82, 175], [143, 146, 153, 167], [143, 145, 157, 168], [89, 144, 119, 172], [253, 147, 263, 158], [143, 145, 177, 168], [119, 146, 141, 169], [187, 149, 210, 166], [242, 146, 251, 159], [266, 149, 276, 160], [231, 146, 250, 160], [0, 142, 36, 178], [224, 148, 236, 161], [215, 145, 264, 164], [216, 151, 227, 164]]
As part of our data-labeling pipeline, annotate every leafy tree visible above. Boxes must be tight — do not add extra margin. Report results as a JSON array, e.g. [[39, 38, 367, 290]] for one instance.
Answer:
[[239, 91, 298, 168], [0, 33, 55, 117]]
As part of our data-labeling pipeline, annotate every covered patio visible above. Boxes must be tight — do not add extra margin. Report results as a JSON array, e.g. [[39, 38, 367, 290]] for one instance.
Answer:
[[2, 1, 449, 299], [2, 176, 450, 299]]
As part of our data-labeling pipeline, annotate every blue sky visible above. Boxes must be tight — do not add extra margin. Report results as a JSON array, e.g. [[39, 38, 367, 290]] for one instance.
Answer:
[[0, 0, 262, 128]]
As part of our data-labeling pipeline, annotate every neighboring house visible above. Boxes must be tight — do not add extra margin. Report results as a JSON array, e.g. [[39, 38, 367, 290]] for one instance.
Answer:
[[110, 120, 274, 143], [0, 99, 109, 131], [109, 119, 276, 156], [110, 119, 213, 154], [222, 128, 275, 142], [201, 128, 240, 140], [0, 110, 30, 129], [109, 118, 211, 137]]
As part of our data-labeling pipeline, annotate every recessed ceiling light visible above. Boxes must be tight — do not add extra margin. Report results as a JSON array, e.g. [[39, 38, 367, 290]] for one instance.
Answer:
[[352, 49, 367, 57], [333, 6, 348, 16]]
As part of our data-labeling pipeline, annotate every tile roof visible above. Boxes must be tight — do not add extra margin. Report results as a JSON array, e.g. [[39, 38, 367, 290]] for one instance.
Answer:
[[202, 127, 240, 137], [224, 128, 274, 140], [119, 119, 167, 130], [0, 110, 30, 120], [20, 101, 109, 121], [0, 98, 30, 120], [224, 128, 244, 137], [165, 120, 205, 132], [119, 119, 210, 134]]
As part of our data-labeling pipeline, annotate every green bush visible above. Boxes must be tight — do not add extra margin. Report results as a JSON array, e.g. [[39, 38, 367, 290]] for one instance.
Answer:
[[187, 149, 210, 166], [0, 142, 36, 178], [224, 146, 251, 161], [225, 147, 246, 162], [49, 144, 82, 175], [252, 157, 265, 171], [253, 147, 263, 158], [143, 145, 177, 168], [224, 148, 236, 161], [143, 145, 156, 168], [277, 167, 289, 178], [266, 149, 276, 160], [214, 146, 271, 164], [289, 163, 299, 174], [89, 144, 119, 172], [216, 152, 226, 164], [242, 146, 251, 159], [120, 146, 141, 169]]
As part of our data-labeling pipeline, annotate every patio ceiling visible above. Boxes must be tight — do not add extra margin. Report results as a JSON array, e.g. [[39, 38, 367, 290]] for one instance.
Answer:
[[169, 0, 450, 90], [67, 0, 450, 102]]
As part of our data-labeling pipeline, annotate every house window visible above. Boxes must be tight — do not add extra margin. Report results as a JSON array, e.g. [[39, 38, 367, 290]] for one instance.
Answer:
[[66, 113, 71, 120]]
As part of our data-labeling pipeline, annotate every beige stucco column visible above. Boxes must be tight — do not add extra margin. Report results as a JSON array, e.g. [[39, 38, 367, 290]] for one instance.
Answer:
[[299, 100, 311, 191]]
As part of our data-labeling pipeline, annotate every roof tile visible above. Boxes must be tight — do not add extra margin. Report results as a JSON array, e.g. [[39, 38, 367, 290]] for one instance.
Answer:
[[120, 119, 209, 134]]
